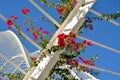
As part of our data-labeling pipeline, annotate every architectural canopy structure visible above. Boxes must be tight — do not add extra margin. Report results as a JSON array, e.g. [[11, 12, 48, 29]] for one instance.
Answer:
[[0, 0, 120, 80]]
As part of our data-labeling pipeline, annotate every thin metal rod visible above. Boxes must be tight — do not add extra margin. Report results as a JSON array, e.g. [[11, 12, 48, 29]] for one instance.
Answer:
[[78, 36, 120, 54], [79, 62, 120, 77], [90, 9, 120, 26], [29, 0, 61, 28], [13, 60, 25, 73], [0, 53, 27, 75], [0, 14, 42, 50]]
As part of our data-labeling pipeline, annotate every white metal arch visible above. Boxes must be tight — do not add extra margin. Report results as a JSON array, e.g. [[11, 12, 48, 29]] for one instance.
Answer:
[[0, 30, 30, 75]]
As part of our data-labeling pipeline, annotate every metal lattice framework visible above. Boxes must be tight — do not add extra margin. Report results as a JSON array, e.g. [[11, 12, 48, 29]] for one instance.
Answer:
[[0, 0, 120, 80], [0, 30, 29, 75]]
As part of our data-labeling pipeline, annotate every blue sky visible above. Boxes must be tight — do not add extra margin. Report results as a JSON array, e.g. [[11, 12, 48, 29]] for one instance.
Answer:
[[0, 0, 120, 80]]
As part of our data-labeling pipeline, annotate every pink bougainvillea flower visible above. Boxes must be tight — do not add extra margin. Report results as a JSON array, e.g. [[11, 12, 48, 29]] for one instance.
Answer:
[[58, 33, 66, 38], [32, 57, 37, 61], [21, 8, 30, 15], [89, 26, 94, 30], [87, 41, 93, 46], [56, 8, 63, 15], [27, 28, 30, 32], [58, 38, 65, 48], [10, 15, 18, 20], [43, 30, 49, 35], [57, 33, 67, 48], [6, 20, 13, 29], [32, 32, 38, 41], [83, 39, 88, 44], [38, 26, 43, 33], [79, 57, 94, 66]]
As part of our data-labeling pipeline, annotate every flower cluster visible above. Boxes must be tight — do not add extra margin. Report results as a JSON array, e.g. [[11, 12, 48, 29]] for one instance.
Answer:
[[6, 15, 18, 29], [57, 32, 93, 59], [83, 39, 93, 46], [57, 32, 76, 48], [21, 8, 30, 15], [66, 57, 95, 73], [30, 56, 38, 66], [79, 57, 94, 72]]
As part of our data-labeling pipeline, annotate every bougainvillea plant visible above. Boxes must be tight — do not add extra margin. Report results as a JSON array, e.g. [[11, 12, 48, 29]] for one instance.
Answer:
[[1, 0, 120, 80]]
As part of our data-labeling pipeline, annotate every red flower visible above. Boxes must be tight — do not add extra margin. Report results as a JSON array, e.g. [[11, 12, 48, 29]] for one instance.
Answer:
[[27, 28, 30, 32], [89, 26, 94, 30], [43, 30, 49, 35], [38, 26, 43, 33], [21, 8, 30, 15], [32, 57, 37, 61], [56, 8, 63, 15], [58, 38, 65, 48], [32, 32, 38, 41], [10, 15, 18, 20], [57, 33, 67, 48], [87, 41, 93, 46], [6, 20, 13, 29], [58, 33, 66, 38], [0, 78, 2, 80], [79, 57, 94, 66], [83, 39, 88, 44]]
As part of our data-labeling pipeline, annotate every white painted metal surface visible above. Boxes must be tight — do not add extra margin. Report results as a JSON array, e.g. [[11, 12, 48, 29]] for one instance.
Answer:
[[0, 30, 30, 76]]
